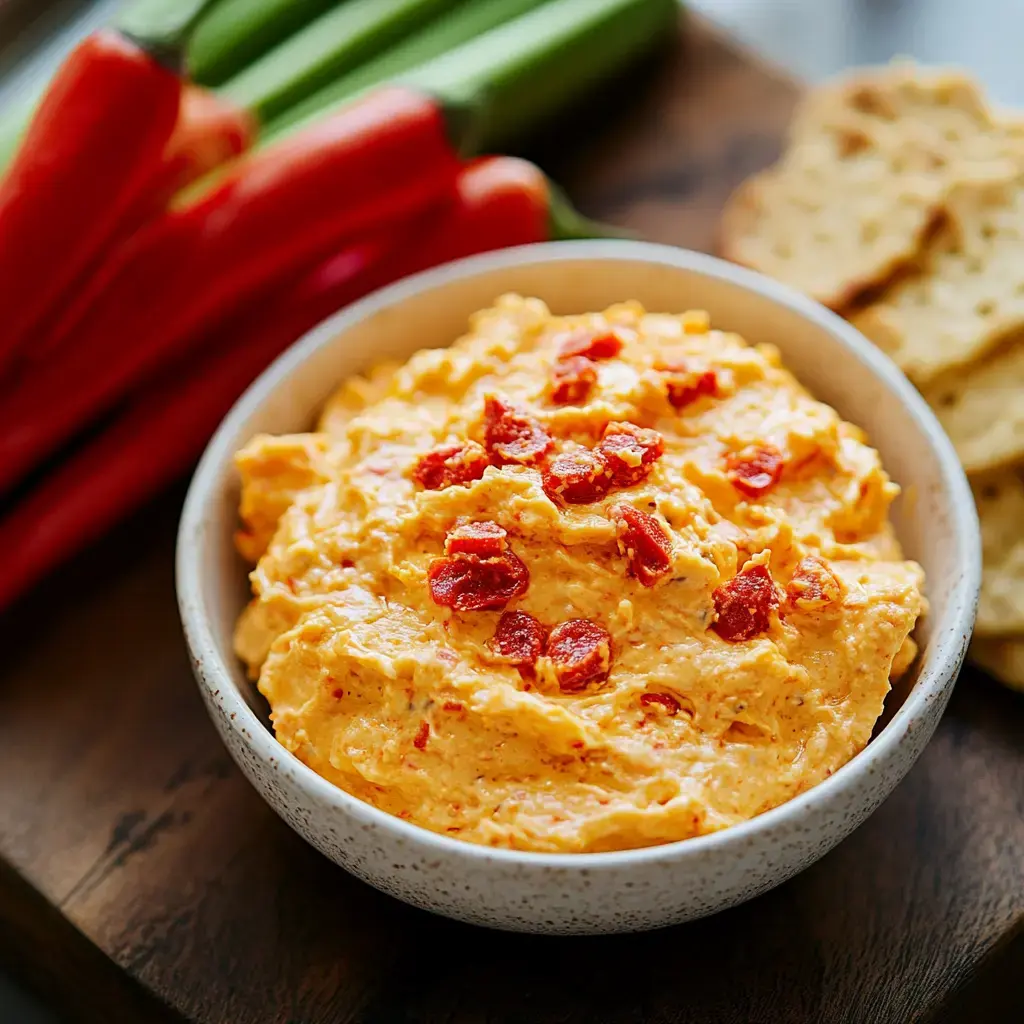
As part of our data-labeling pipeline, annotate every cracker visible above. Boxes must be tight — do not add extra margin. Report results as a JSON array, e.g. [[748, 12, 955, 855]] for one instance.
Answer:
[[924, 336, 1024, 472], [724, 62, 1024, 313], [851, 174, 1024, 384], [720, 123, 946, 310], [791, 63, 1005, 158], [972, 469, 1024, 636], [969, 638, 1024, 693]]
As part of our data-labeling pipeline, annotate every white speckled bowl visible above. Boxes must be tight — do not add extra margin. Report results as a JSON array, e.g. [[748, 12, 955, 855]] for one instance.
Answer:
[[177, 241, 979, 934]]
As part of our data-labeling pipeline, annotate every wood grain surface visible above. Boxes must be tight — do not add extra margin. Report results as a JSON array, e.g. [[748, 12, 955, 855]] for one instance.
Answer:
[[0, 15, 1022, 1024]]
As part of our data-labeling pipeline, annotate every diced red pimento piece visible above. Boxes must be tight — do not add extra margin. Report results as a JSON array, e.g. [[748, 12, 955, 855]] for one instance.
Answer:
[[542, 449, 613, 505], [657, 362, 718, 409], [490, 610, 547, 668], [726, 443, 784, 499], [428, 551, 529, 611], [413, 721, 430, 750], [558, 328, 624, 361], [547, 618, 612, 691], [712, 562, 780, 642], [597, 422, 665, 487], [786, 555, 843, 609], [413, 441, 489, 490], [639, 692, 681, 715], [445, 520, 508, 558], [613, 504, 673, 587], [549, 355, 597, 405], [483, 394, 553, 465]]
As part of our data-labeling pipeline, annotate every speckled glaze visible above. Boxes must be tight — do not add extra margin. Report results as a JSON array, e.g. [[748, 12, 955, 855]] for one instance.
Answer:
[[177, 242, 979, 934]]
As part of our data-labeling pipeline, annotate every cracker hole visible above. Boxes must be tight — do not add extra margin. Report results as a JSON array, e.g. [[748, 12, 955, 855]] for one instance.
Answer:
[[975, 299, 996, 316], [966, 257, 984, 273], [980, 483, 1000, 501], [772, 241, 793, 259], [936, 392, 957, 408], [981, 222, 997, 240], [850, 87, 895, 119]]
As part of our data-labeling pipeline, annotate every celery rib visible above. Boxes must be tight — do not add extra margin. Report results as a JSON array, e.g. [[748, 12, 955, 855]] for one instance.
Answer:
[[219, 0, 454, 122], [264, 0, 554, 138]]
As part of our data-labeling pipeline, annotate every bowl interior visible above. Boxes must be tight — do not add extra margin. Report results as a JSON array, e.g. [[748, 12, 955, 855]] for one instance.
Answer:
[[183, 243, 977, 745]]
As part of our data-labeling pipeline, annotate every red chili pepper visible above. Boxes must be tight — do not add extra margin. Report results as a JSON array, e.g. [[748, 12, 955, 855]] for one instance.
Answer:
[[0, 233, 394, 613], [155, 86, 257, 208], [260, 155, 605, 381], [0, 157, 603, 606], [0, 86, 462, 496], [31, 85, 256, 365], [0, 29, 182, 379]]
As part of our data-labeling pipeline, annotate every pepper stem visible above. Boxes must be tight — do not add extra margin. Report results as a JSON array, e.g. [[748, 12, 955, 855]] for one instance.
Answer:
[[431, 87, 485, 160], [547, 179, 634, 241], [116, 0, 219, 71]]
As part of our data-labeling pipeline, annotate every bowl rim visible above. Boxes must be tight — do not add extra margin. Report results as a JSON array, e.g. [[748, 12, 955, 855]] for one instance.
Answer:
[[177, 239, 980, 869]]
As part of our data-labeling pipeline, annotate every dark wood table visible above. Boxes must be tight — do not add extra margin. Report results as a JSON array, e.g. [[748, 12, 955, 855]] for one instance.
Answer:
[[1, 15, 1022, 1024]]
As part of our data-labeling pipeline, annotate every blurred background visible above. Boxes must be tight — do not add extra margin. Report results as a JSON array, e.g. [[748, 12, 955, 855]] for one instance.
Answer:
[[4, 0, 1024, 108], [0, 0, 1020, 1020]]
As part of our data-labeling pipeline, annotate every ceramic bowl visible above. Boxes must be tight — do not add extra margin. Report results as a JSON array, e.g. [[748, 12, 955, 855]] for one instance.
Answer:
[[177, 241, 979, 934]]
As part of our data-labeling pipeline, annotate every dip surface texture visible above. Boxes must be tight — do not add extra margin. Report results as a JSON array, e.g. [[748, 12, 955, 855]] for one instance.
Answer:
[[234, 296, 925, 853]]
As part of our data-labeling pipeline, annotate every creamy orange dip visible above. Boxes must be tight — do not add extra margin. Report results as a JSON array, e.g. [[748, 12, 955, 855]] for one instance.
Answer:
[[233, 295, 925, 853]]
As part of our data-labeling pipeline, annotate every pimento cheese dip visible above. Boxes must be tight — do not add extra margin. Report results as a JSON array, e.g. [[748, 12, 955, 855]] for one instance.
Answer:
[[233, 296, 925, 853]]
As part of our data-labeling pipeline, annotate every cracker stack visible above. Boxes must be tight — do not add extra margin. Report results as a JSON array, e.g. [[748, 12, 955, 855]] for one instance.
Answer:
[[722, 62, 1024, 692]]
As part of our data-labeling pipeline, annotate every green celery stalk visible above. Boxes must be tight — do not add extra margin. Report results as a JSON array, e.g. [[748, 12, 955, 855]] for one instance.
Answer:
[[264, 0, 552, 138], [174, 0, 677, 205], [187, 0, 343, 87], [404, 0, 678, 151], [261, 0, 677, 154], [219, 0, 453, 123]]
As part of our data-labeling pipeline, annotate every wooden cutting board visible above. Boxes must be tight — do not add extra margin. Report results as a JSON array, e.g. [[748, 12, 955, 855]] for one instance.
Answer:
[[1, 14, 1022, 1024]]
